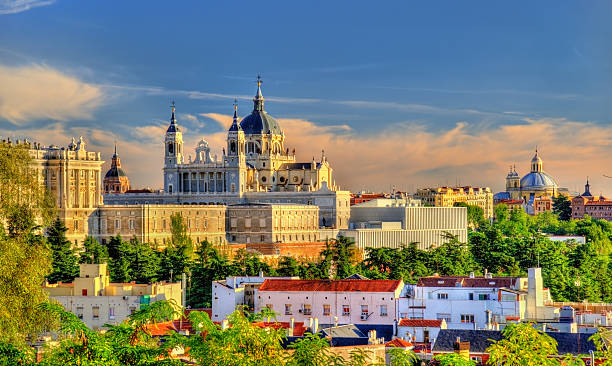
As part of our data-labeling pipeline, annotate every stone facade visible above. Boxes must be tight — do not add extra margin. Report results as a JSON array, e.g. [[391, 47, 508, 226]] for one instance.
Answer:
[[26, 137, 105, 244], [90, 204, 227, 246], [415, 186, 493, 219], [226, 204, 319, 244], [571, 180, 612, 221]]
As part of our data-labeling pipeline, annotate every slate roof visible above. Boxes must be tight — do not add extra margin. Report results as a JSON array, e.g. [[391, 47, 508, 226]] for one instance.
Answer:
[[398, 319, 443, 328], [432, 329, 597, 355], [240, 110, 282, 135], [104, 167, 128, 178], [321, 324, 366, 338], [258, 279, 402, 293]]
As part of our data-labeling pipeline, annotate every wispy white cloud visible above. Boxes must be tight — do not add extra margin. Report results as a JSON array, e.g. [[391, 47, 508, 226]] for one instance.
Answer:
[[0, 0, 54, 15], [0, 64, 105, 124]]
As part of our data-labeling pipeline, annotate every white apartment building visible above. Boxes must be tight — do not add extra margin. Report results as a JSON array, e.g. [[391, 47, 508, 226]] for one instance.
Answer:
[[212, 274, 298, 321], [399, 268, 557, 330], [254, 279, 404, 326]]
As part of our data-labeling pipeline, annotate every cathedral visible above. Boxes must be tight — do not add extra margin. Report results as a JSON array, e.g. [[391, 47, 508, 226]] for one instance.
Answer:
[[162, 76, 335, 196], [495, 149, 570, 204], [103, 77, 351, 229]]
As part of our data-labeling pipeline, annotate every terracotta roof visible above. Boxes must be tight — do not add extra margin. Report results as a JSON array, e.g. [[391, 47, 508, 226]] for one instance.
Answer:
[[385, 338, 413, 348], [258, 279, 403, 293], [398, 319, 443, 327], [252, 321, 307, 336], [145, 321, 178, 336], [417, 276, 517, 288]]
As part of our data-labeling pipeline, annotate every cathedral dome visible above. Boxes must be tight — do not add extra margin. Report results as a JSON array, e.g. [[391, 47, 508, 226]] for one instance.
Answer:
[[240, 111, 282, 135], [239, 75, 283, 135], [105, 166, 128, 178], [520, 171, 558, 190]]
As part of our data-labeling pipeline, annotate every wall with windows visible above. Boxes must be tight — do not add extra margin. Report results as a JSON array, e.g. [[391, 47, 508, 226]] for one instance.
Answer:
[[254, 283, 403, 326]]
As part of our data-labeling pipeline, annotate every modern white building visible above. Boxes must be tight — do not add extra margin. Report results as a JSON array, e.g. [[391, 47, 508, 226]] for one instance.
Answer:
[[345, 206, 468, 250], [254, 279, 404, 326], [399, 268, 559, 330], [212, 274, 298, 321]]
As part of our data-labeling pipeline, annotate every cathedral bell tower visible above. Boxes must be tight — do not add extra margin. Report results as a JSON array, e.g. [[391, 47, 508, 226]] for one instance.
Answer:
[[224, 100, 246, 194], [163, 102, 183, 194]]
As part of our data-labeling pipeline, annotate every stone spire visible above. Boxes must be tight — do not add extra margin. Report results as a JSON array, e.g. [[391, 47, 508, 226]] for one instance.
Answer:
[[253, 74, 265, 112], [229, 99, 241, 131], [166, 101, 180, 133], [582, 177, 592, 197]]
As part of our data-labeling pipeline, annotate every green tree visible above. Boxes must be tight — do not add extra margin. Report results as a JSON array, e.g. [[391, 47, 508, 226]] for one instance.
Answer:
[[454, 202, 486, 228], [189, 241, 233, 308], [486, 323, 559, 366], [433, 353, 476, 366], [553, 195, 572, 221], [46, 217, 79, 284], [79, 236, 108, 264], [331, 235, 357, 279], [0, 142, 56, 346], [158, 214, 194, 283]]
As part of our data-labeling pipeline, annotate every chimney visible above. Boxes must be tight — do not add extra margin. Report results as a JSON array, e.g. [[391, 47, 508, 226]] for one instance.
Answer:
[[333, 316, 338, 327], [484, 269, 488, 278], [289, 317, 295, 337], [308, 317, 313, 331], [259, 270, 264, 278], [453, 338, 470, 361], [313, 317, 319, 333], [469, 272, 475, 278], [221, 319, 229, 330]]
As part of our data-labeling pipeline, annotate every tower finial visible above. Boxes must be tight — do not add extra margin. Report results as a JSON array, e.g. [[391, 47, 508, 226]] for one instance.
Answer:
[[170, 100, 176, 123], [114, 140, 117, 157], [233, 98, 238, 120], [253, 74, 265, 111]]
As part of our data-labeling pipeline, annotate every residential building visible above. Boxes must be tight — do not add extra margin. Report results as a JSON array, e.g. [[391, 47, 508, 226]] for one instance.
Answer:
[[399, 268, 559, 330], [254, 279, 404, 327], [44, 263, 182, 330], [397, 319, 447, 344], [493, 198, 524, 216], [432, 329, 597, 365], [350, 192, 388, 206], [212, 274, 298, 321], [415, 186, 493, 219], [226, 203, 319, 244], [571, 180, 612, 221], [346, 206, 468, 250]]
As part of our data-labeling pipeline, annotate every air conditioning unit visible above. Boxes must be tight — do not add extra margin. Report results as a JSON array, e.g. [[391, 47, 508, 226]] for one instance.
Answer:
[[122, 296, 128, 300], [298, 309, 303, 313], [361, 314, 368, 320]]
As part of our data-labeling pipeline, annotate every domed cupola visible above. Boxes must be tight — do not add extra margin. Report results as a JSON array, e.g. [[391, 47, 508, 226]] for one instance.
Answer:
[[239, 75, 283, 135], [520, 149, 559, 190], [531, 149, 543, 172]]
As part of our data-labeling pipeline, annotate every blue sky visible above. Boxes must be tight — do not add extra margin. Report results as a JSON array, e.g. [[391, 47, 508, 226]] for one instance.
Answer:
[[1, 0, 612, 194]]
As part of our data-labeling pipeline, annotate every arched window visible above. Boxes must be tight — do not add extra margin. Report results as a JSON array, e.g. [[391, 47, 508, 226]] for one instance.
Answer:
[[230, 141, 236, 153], [168, 143, 174, 154]]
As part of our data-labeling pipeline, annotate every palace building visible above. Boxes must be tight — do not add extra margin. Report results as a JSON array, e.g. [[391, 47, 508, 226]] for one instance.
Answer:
[[104, 77, 351, 229]]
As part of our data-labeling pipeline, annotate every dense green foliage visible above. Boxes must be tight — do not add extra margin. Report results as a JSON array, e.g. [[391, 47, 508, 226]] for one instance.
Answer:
[[47, 217, 79, 284], [0, 143, 56, 345]]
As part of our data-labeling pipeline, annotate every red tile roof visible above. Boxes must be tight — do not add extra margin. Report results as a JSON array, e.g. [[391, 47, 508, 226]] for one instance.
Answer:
[[252, 321, 307, 336], [398, 319, 443, 327], [417, 276, 517, 288], [258, 279, 403, 293], [385, 338, 413, 348], [145, 321, 178, 336]]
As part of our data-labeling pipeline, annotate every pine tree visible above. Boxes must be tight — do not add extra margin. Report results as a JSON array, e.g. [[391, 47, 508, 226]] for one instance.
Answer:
[[47, 217, 79, 284], [79, 236, 108, 264]]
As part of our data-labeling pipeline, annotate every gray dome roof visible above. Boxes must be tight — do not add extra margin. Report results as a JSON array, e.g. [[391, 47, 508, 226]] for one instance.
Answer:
[[520, 171, 558, 189], [105, 167, 127, 178], [240, 110, 283, 135]]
